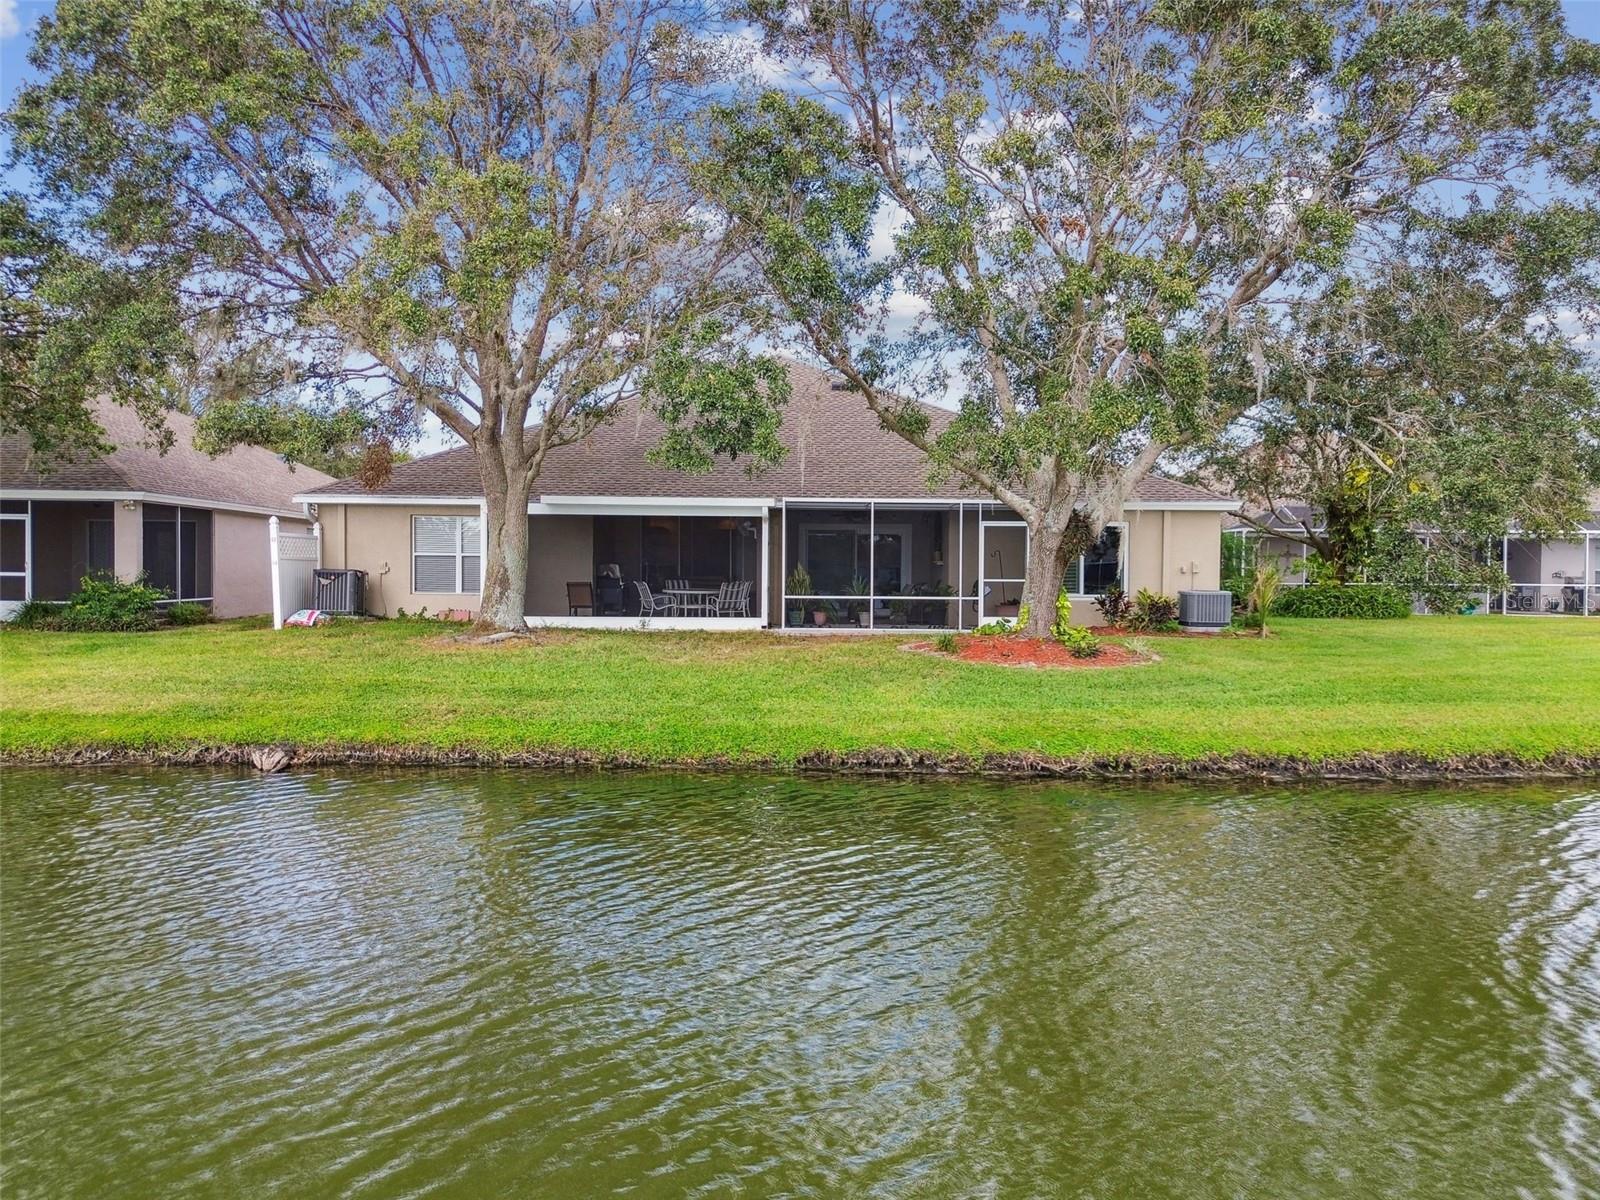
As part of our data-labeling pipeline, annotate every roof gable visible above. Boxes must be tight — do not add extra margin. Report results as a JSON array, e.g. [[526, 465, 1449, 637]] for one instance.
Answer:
[[302, 359, 1236, 507], [1, 396, 335, 514]]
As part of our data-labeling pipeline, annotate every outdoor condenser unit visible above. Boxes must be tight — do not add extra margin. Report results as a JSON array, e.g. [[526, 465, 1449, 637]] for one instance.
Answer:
[[312, 568, 367, 616], [1178, 589, 1232, 632]]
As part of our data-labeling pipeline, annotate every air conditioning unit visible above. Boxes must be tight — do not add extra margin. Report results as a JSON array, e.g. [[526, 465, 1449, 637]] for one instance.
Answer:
[[1178, 589, 1232, 632], [312, 568, 367, 616]]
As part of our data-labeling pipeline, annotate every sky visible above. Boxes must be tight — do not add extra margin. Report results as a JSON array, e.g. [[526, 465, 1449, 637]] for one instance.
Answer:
[[4, 0, 1599, 455]]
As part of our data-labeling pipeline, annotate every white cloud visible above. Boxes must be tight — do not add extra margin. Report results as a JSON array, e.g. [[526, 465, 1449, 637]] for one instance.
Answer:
[[0, 0, 21, 39]]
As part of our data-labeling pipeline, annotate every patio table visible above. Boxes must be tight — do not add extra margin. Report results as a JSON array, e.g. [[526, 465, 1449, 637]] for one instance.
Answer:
[[662, 587, 719, 617]]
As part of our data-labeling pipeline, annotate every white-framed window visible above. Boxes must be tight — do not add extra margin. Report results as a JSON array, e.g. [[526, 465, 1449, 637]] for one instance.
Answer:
[[413, 515, 482, 594], [1063, 523, 1126, 595]]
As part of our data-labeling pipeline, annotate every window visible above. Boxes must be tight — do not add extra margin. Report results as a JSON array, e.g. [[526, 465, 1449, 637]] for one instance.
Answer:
[[1063, 525, 1124, 595], [413, 515, 482, 593]]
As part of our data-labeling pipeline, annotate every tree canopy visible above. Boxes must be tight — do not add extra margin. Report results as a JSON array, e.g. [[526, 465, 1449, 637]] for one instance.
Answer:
[[695, 0, 1600, 634], [8, 0, 787, 628]]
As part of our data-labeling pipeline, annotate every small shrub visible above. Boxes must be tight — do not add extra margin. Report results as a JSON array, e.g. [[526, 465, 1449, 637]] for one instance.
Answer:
[[1247, 565, 1282, 638], [1059, 625, 1102, 659], [165, 602, 212, 626], [1274, 584, 1411, 620], [1220, 576, 1252, 609], [8, 599, 63, 629], [1126, 589, 1179, 632], [13, 575, 165, 631], [1050, 590, 1072, 643], [933, 632, 958, 654], [1094, 585, 1132, 627], [973, 619, 1013, 635]]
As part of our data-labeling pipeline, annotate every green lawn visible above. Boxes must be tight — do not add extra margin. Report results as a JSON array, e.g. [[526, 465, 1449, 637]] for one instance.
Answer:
[[0, 617, 1596, 766]]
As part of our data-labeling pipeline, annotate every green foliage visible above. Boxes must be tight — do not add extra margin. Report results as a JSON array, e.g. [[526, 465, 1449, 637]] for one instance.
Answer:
[[1050, 591, 1073, 643], [1247, 566, 1282, 638], [11, 575, 166, 631], [643, 326, 789, 476], [1058, 625, 1103, 659], [164, 601, 213, 626], [1126, 590, 1181, 632], [1211, 240, 1600, 588], [1221, 531, 1257, 582], [933, 632, 958, 654], [700, 0, 1600, 635], [192, 396, 380, 477], [1, 193, 186, 460], [786, 564, 814, 597], [8, 599, 63, 629], [1274, 584, 1412, 620], [6, 0, 774, 628]]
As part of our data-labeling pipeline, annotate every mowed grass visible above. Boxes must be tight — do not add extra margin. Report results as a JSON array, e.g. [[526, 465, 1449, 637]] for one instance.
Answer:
[[0, 616, 1595, 762]]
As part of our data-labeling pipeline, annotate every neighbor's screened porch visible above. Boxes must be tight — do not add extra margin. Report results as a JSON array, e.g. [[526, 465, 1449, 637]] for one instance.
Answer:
[[779, 501, 1124, 631]]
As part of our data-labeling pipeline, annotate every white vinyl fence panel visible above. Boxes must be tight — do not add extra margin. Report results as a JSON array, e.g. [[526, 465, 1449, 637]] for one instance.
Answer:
[[270, 517, 321, 629]]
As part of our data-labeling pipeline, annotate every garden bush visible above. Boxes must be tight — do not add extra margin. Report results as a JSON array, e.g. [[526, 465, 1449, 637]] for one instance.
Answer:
[[1058, 625, 1102, 658], [165, 602, 213, 626], [1094, 585, 1132, 627], [1125, 589, 1180, 632], [9, 575, 165, 631], [1273, 583, 1411, 619]]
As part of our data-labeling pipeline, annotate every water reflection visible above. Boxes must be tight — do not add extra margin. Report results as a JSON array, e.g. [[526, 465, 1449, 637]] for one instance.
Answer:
[[2, 770, 1596, 1198]]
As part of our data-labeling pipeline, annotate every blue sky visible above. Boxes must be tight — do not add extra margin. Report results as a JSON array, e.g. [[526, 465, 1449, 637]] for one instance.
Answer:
[[4, 0, 1597, 454]]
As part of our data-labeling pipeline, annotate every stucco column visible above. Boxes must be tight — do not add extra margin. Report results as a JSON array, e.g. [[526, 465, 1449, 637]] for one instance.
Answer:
[[113, 500, 142, 582]]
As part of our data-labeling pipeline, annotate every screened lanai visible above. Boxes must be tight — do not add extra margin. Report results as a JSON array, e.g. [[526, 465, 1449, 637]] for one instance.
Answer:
[[777, 501, 1124, 631]]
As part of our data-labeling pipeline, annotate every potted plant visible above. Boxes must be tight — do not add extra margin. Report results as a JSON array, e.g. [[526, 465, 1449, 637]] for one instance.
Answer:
[[845, 576, 871, 627], [786, 564, 812, 628]]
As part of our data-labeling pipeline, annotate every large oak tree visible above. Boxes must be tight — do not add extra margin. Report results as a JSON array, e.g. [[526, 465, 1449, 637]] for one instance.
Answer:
[[9, 0, 786, 629], [698, 0, 1600, 636]]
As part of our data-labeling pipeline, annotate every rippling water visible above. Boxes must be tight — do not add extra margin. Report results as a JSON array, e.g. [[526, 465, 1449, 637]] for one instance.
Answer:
[[2, 769, 1598, 1198]]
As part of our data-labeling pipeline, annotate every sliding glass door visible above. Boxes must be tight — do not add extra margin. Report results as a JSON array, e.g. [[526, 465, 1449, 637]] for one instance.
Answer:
[[142, 505, 214, 602]]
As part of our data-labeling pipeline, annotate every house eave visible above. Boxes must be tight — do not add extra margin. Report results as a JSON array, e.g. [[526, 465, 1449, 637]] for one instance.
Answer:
[[1, 487, 307, 521]]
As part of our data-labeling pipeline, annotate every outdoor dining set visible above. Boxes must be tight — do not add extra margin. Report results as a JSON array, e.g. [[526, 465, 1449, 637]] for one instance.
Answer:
[[566, 579, 753, 618]]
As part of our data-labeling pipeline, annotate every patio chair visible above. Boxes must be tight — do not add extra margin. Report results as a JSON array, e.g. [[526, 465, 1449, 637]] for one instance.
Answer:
[[566, 581, 594, 616], [635, 581, 674, 617], [713, 580, 752, 618]]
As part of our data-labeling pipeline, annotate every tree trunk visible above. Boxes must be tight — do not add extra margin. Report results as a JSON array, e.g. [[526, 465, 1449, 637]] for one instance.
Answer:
[[1017, 518, 1075, 639], [474, 469, 534, 633]]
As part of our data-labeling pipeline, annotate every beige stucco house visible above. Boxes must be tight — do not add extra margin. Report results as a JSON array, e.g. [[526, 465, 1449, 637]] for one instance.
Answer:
[[1, 397, 330, 619], [300, 361, 1239, 630]]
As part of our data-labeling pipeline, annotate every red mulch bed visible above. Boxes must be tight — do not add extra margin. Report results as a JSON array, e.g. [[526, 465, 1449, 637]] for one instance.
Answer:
[[906, 634, 1151, 670]]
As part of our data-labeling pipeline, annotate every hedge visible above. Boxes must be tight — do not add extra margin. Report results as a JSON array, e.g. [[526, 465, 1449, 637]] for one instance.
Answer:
[[1273, 583, 1412, 620]]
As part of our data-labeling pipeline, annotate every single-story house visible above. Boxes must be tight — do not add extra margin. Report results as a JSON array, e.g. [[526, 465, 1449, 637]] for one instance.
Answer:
[[298, 361, 1238, 630], [1, 397, 331, 619], [1227, 500, 1600, 616]]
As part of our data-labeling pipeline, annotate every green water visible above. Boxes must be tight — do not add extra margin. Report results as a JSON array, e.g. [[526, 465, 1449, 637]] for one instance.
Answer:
[[1, 769, 1597, 1198]]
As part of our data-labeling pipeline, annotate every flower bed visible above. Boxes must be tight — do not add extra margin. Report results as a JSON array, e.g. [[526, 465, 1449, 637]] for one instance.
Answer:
[[907, 634, 1151, 669]]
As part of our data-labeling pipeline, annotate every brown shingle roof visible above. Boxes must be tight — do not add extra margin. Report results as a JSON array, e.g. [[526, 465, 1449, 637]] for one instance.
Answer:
[[303, 359, 1235, 506], [1, 396, 334, 514]]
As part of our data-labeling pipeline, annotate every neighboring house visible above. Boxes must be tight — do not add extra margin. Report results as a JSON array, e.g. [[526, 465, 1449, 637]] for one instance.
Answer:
[[299, 361, 1238, 629], [1226, 499, 1600, 616], [1, 397, 332, 619]]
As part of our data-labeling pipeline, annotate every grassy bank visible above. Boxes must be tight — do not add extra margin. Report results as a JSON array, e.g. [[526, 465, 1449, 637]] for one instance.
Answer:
[[2, 616, 1596, 772]]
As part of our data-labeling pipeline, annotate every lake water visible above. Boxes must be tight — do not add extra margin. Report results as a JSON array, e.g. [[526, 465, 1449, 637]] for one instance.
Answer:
[[2, 769, 1597, 1198]]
